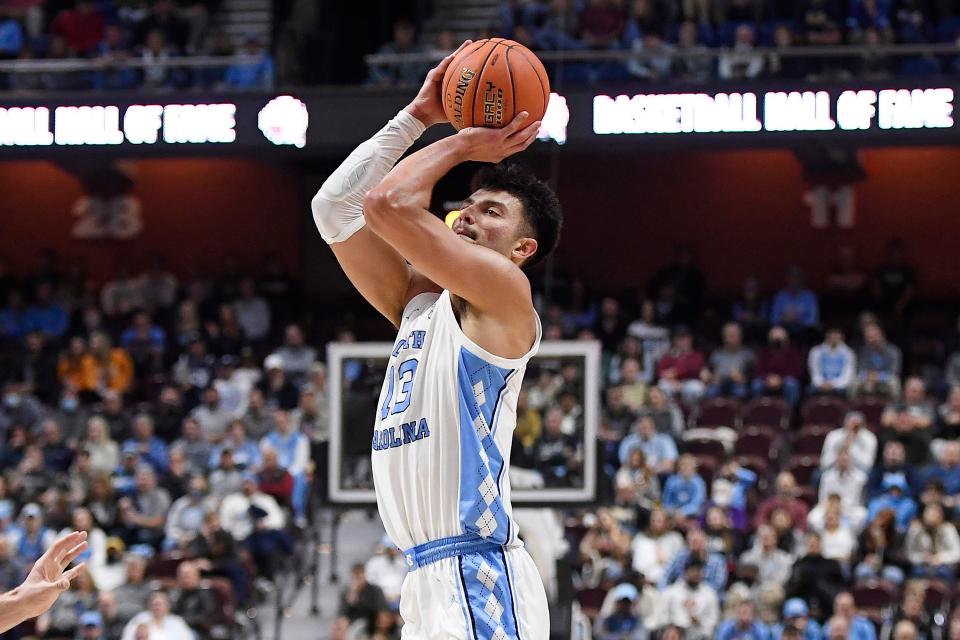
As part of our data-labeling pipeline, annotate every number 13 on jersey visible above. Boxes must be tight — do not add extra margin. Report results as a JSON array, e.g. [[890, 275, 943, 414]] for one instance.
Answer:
[[380, 358, 419, 421]]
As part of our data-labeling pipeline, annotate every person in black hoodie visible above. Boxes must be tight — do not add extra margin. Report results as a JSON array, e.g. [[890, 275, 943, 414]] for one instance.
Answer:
[[786, 531, 846, 621], [171, 561, 217, 639]]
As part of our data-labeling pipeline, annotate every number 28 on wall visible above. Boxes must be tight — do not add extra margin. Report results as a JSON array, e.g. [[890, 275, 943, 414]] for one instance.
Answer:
[[380, 358, 419, 420]]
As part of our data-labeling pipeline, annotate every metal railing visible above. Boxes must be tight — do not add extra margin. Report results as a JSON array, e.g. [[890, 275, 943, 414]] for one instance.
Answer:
[[0, 54, 266, 73]]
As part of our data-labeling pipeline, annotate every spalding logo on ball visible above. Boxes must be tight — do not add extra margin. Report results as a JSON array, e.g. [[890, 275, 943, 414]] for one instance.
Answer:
[[442, 38, 551, 131]]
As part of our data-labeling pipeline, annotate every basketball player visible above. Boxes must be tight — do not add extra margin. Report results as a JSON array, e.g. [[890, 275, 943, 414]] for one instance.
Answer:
[[312, 41, 561, 640]]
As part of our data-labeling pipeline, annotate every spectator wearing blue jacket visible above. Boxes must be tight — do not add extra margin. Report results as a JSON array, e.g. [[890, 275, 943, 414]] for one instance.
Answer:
[[716, 600, 770, 640], [663, 454, 707, 523], [772, 599, 823, 640], [24, 283, 68, 340], [915, 440, 960, 496], [771, 266, 819, 337], [224, 34, 275, 90], [822, 592, 877, 640], [0, 290, 28, 344], [710, 461, 758, 530], [808, 328, 857, 397], [866, 472, 917, 531]]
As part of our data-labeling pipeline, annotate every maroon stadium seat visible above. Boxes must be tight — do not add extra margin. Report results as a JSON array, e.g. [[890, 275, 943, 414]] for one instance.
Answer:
[[801, 396, 848, 427], [792, 427, 830, 456], [741, 397, 790, 430], [786, 455, 820, 486], [685, 438, 727, 463], [576, 587, 608, 620], [852, 397, 886, 433], [695, 456, 718, 484], [924, 581, 952, 613], [735, 432, 775, 459], [853, 579, 899, 623], [696, 398, 741, 429]]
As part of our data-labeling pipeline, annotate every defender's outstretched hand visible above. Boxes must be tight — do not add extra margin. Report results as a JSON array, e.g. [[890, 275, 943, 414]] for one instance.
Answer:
[[405, 40, 474, 127], [456, 111, 542, 164]]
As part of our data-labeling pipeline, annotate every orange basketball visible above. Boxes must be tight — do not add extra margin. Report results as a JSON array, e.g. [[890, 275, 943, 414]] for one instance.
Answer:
[[441, 38, 550, 131]]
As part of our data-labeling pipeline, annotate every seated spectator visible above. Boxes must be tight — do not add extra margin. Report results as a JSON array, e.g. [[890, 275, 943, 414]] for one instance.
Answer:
[[854, 506, 907, 584], [140, 29, 180, 90], [799, 0, 844, 44], [892, 619, 921, 640], [244, 505, 293, 581], [819, 449, 867, 511], [59, 336, 95, 393], [208, 448, 244, 498], [219, 472, 284, 541], [631, 506, 685, 584], [867, 440, 916, 499], [810, 491, 867, 536], [826, 592, 878, 640], [210, 419, 262, 471], [172, 417, 211, 476], [657, 326, 708, 403], [715, 600, 769, 640], [172, 338, 216, 404], [808, 328, 856, 397], [935, 385, 960, 442], [740, 523, 793, 592], [659, 558, 720, 640], [153, 386, 186, 442], [786, 532, 844, 620], [233, 278, 270, 342], [623, 0, 673, 41], [38, 418, 74, 473], [364, 536, 406, 609], [224, 34, 274, 90], [821, 411, 878, 473], [618, 357, 648, 412], [705, 322, 754, 400], [112, 551, 153, 624], [120, 590, 195, 640], [619, 413, 678, 471], [0, 8, 23, 60], [770, 267, 819, 337], [709, 460, 757, 532], [120, 310, 166, 377], [662, 454, 706, 524], [257, 447, 294, 506], [751, 325, 804, 407], [596, 583, 646, 640], [599, 386, 634, 455], [627, 300, 670, 381], [366, 18, 427, 87], [771, 599, 822, 640], [24, 282, 68, 339], [847, 0, 894, 35], [84, 416, 119, 476], [123, 414, 170, 473], [883, 375, 935, 430], [8, 331, 59, 404], [338, 563, 387, 632], [267, 324, 316, 388], [615, 447, 661, 513], [866, 472, 917, 531], [718, 24, 765, 79], [89, 332, 135, 397], [626, 31, 676, 80], [645, 386, 684, 438], [258, 355, 299, 410], [0, 290, 28, 344], [532, 407, 583, 485], [702, 506, 740, 557], [659, 528, 728, 593], [191, 386, 232, 444], [98, 592, 128, 640], [117, 465, 171, 548], [170, 561, 217, 639], [917, 440, 960, 496], [855, 322, 902, 399], [186, 511, 247, 605], [581, 507, 632, 573], [754, 472, 810, 531], [819, 504, 857, 566], [904, 502, 960, 582], [880, 406, 933, 467], [9, 502, 54, 565], [165, 474, 215, 550]]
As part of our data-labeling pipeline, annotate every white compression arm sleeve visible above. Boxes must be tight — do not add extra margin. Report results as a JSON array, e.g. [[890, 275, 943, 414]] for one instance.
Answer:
[[311, 109, 426, 244]]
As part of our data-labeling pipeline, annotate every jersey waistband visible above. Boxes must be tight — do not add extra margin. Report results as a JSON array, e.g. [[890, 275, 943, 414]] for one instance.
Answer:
[[400, 533, 502, 571]]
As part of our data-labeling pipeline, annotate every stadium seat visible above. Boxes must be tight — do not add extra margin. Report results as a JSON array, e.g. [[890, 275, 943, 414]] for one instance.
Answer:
[[801, 397, 848, 427], [736, 454, 770, 479], [576, 587, 608, 620], [741, 397, 790, 430], [853, 579, 899, 623], [686, 438, 728, 463], [792, 425, 830, 456], [786, 455, 820, 486], [695, 456, 718, 484], [852, 397, 886, 432], [696, 398, 741, 429], [923, 580, 952, 613]]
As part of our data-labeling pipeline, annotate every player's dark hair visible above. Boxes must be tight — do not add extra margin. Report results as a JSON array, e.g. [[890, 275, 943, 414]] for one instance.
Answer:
[[474, 163, 562, 268]]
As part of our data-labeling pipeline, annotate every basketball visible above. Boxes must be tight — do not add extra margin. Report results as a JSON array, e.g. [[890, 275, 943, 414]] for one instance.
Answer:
[[441, 38, 551, 131]]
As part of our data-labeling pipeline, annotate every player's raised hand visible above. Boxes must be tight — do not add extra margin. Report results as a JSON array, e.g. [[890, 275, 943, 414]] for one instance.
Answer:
[[455, 111, 542, 164], [404, 40, 474, 128], [18, 531, 88, 619]]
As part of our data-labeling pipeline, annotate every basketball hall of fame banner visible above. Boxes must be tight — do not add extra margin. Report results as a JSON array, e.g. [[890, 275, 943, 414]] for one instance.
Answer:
[[1, 81, 959, 158], [326, 340, 601, 506]]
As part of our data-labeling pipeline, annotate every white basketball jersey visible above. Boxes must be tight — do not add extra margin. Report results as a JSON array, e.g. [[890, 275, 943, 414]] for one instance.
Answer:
[[371, 290, 541, 551]]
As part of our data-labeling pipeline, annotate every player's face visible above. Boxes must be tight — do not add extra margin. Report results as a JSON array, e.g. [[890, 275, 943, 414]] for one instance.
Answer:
[[455, 189, 537, 264]]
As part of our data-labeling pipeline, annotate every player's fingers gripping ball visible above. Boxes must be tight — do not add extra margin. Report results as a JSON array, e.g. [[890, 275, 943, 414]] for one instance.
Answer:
[[442, 38, 550, 131]]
